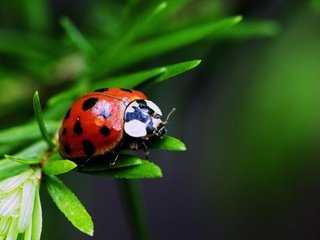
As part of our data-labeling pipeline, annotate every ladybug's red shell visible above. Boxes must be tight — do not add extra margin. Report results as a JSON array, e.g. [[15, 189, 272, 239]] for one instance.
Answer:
[[58, 88, 147, 159]]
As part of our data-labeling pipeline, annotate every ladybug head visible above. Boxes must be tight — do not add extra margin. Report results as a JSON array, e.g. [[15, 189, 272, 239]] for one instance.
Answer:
[[124, 99, 175, 139]]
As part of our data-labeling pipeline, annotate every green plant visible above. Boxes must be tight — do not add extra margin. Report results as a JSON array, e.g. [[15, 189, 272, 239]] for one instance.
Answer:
[[0, 1, 279, 239]]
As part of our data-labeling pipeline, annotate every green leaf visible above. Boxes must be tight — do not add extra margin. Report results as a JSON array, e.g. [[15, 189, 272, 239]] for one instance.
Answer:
[[31, 188, 42, 240], [0, 160, 28, 181], [92, 67, 165, 89], [107, 155, 143, 169], [60, 17, 95, 57], [148, 135, 187, 151], [3, 154, 41, 165], [45, 99, 75, 121], [43, 160, 77, 175], [97, 16, 241, 73], [47, 152, 68, 162], [149, 60, 201, 86], [47, 59, 201, 120], [94, 2, 168, 76], [23, 0, 51, 33], [0, 144, 19, 157], [45, 175, 94, 236], [15, 141, 48, 160], [48, 83, 87, 107], [0, 30, 61, 60], [129, 0, 192, 36], [46, 81, 90, 121], [216, 20, 280, 39], [87, 160, 162, 179], [24, 223, 32, 240], [79, 154, 143, 172], [0, 142, 46, 178], [0, 121, 59, 144], [33, 91, 55, 149], [93, 59, 201, 89], [311, 0, 320, 12]]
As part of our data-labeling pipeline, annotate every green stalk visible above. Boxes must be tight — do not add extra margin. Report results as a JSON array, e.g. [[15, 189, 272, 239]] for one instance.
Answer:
[[119, 179, 149, 240]]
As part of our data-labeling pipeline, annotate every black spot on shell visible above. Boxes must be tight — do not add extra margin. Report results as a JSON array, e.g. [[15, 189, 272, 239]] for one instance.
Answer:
[[94, 88, 109, 92], [125, 106, 149, 123], [120, 88, 132, 93], [136, 99, 146, 105], [99, 126, 111, 136], [73, 118, 83, 135], [62, 128, 67, 136], [133, 100, 155, 116], [64, 144, 72, 154], [64, 109, 71, 120], [82, 97, 98, 111], [83, 140, 95, 156]]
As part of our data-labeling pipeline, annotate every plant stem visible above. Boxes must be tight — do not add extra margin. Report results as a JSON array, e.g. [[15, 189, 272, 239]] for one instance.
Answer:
[[119, 179, 150, 240]]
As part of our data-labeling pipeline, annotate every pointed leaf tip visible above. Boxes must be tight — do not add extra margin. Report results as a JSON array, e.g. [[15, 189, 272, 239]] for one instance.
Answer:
[[43, 160, 77, 175], [156, 2, 168, 12], [45, 175, 94, 236], [192, 59, 201, 67], [33, 91, 55, 149], [234, 15, 243, 23]]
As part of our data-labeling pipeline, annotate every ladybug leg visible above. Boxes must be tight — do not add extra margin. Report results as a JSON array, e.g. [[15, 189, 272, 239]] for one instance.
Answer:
[[79, 158, 91, 168], [129, 141, 149, 159], [109, 143, 123, 167], [141, 141, 149, 159], [129, 142, 139, 151], [109, 152, 120, 167]]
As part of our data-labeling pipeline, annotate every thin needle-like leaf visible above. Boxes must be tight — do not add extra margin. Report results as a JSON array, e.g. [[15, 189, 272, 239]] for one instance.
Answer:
[[215, 20, 280, 40], [60, 17, 95, 57], [33, 91, 55, 149], [45, 59, 201, 122], [3, 154, 41, 165], [94, 2, 168, 77], [0, 121, 59, 144], [15, 141, 48, 160], [0, 160, 28, 181], [96, 16, 241, 73], [93, 59, 201, 89], [23, 0, 51, 33], [0, 30, 61, 60]]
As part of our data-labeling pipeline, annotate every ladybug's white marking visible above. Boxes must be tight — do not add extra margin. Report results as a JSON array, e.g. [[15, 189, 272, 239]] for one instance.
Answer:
[[125, 101, 138, 113], [92, 100, 111, 118], [145, 100, 162, 116], [124, 119, 148, 137], [124, 100, 164, 138]]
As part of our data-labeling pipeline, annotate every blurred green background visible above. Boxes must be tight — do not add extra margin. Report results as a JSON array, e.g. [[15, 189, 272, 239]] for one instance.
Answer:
[[1, 0, 320, 239]]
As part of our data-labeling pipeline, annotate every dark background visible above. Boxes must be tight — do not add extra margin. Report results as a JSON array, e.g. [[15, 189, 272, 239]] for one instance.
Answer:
[[1, 1, 320, 239]]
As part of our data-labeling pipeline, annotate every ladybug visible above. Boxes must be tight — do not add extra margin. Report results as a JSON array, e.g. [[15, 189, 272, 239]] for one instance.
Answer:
[[58, 88, 174, 162]]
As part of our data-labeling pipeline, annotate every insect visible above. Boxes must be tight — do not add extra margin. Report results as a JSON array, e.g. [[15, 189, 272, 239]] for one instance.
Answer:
[[58, 88, 175, 163]]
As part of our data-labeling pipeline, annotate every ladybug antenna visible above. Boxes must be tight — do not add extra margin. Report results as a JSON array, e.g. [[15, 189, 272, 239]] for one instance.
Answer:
[[163, 107, 176, 124]]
